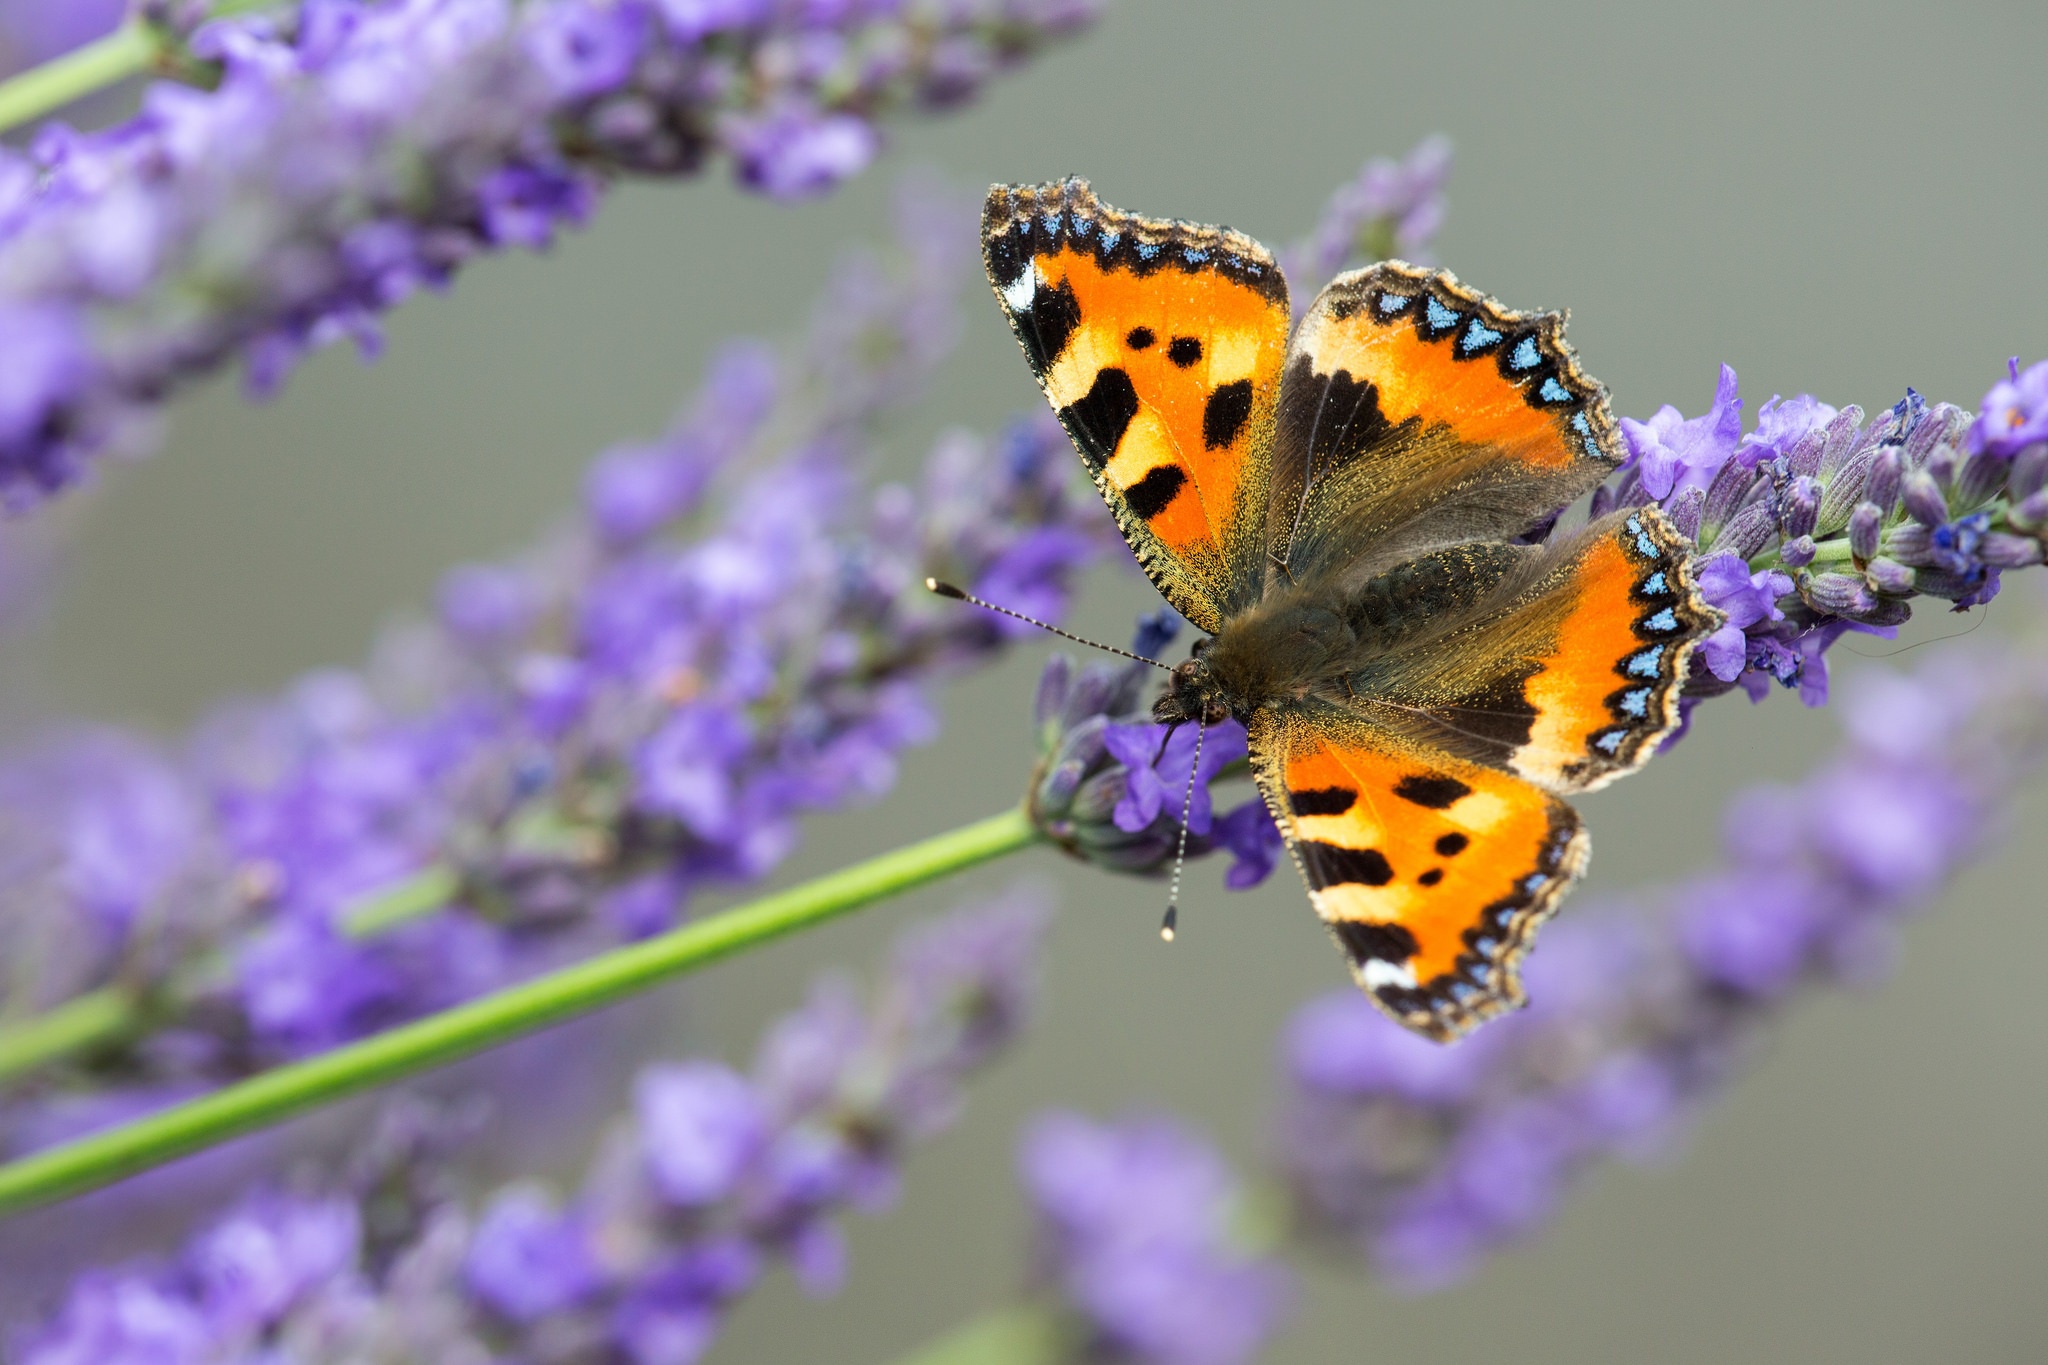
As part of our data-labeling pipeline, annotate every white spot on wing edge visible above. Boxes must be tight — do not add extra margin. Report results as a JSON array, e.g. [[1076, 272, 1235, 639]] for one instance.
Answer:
[[1001, 264, 1037, 313], [1359, 957, 1418, 991]]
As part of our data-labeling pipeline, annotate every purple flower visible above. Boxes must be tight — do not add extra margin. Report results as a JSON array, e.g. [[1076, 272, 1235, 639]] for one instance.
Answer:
[[15, 890, 1052, 1362], [1968, 356, 2048, 458], [1737, 392, 1839, 466], [1026, 1111, 1292, 1364], [0, 185, 1110, 1147], [1281, 136, 1452, 297], [465, 1185, 604, 1321], [1620, 363, 1743, 500], [1693, 552, 1792, 682], [0, 0, 1101, 506], [727, 104, 880, 199], [1102, 719, 1247, 837], [636, 1062, 769, 1206], [1028, 652, 1272, 880], [1023, 1111, 1293, 1365]]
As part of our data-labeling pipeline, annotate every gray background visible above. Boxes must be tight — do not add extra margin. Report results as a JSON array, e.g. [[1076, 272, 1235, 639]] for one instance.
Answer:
[[10, 0, 2048, 1360]]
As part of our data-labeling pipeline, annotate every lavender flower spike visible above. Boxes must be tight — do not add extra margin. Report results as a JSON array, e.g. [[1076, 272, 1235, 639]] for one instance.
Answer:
[[1027, 646, 1279, 889], [1022, 1110, 1295, 1365], [0, 0, 1102, 506], [1280, 134, 1452, 308], [1613, 361, 2048, 713], [0, 182, 1113, 1153], [1277, 623, 2048, 1290], [16, 889, 1056, 1365]]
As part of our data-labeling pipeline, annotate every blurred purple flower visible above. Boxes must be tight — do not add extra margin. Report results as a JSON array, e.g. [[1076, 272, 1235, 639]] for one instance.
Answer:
[[15, 888, 1054, 1363], [1281, 135, 1452, 300], [0, 0, 1102, 506], [0, 186, 1111, 1147], [1968, 356, 2048, 458], [1023, 1110, 1294, 1365]]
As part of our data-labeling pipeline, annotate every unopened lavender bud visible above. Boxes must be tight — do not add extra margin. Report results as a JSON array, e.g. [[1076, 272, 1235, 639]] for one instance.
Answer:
[[1812, 406, 1864, 476], [1664, 486, 1704, 542], [1780, 477, 1820, 538], [1863, 445, 1904, 518], [1700, 460, 1761, 537], [1911, 568, 1982, 601], [1920, 442, 1958, 488], [1780, 535, 1817, 568], [1801, 571, 1872, 616], [2008, 443, 2048, 500], [1901, 469, 1949, 527], [2006, 488, 2048, 533], [1815, 450, 1873, 534], [1978, 532, 2045, 568], [1713, 501, 1777, 560], [1953, 447, 2008, 509], [1847, 503, 1883, 562], [1863, 557, 1916, 594], [1885, 522, 1934, 566]]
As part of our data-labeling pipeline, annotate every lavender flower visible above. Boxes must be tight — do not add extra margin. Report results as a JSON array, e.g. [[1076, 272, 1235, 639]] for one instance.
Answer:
[[1609, 358, 2048, 711], [1021, 1110, 1294, 1365], [0, 0, 1102, 506], [1275, 627, 2048, 1289], [1279, 135, 1451, 306], [1026, 647, 1275, 886], [13, 888, 1054, 1364], [0, 182, 1112, 1141]]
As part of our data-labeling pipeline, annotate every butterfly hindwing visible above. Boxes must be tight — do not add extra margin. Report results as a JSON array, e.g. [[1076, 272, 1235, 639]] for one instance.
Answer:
[[983, 179, 1291, 633], [1249, 702, 1588, 1041], [1268, 262, 1623, 592], [1349, 506, 1719, 795]]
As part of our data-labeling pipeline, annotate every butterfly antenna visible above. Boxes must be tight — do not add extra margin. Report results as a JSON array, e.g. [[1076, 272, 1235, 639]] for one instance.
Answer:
[[1161, 720, 1204, 943], [925, 579, 1171, 669]]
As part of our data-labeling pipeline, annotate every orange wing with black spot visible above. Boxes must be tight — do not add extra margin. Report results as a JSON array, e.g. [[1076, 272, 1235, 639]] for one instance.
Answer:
[[983, 179, 1291, 633], [1249, 702, 1588, 1041], [1268, 261, 1624, 590]]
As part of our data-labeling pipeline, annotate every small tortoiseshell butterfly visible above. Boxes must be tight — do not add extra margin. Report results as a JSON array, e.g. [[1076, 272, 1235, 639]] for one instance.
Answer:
[[982, 178, 1722, 1041]]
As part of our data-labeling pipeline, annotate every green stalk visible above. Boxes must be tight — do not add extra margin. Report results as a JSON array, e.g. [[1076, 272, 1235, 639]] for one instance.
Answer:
[[890, 1307, 1066, 1365], [0, 807, 1039, 1218], [0, 863, 463, 1085], [0, 22, 154, 133], [0, 2, 283, 136]]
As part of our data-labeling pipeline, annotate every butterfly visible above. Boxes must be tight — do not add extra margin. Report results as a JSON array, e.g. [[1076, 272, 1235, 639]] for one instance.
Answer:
[[981, 178, 1722, 1041]]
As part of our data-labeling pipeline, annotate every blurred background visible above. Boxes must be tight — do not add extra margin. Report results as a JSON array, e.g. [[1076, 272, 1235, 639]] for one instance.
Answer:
[[4, 0, 2047, 1360]]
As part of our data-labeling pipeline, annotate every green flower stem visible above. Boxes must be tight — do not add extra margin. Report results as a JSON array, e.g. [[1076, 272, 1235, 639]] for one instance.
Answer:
[[0, 21, 154, 133], [0, 807, 1040, 1219], [890, 1306, 1067, 1365], [0, 2, 280, 136], [0, 990, 137, 1083], [0, 863, 463, 1086]]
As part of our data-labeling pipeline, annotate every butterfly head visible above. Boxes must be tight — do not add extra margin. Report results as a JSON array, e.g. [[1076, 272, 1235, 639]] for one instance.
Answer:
[[1153, 650, 1233, 728]]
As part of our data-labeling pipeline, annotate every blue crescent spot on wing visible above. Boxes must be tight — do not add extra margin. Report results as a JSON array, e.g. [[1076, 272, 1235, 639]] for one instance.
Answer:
[[1509, 336, 1543, 371], [1459, 319, 1503, 354]]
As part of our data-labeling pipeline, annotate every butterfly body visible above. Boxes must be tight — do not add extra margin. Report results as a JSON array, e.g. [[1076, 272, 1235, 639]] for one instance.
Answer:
[[984, 178, 1721, 1040]]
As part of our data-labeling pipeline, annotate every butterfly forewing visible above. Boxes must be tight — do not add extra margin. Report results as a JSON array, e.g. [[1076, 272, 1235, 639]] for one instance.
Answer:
[[982, 179, 1291, 633], [1268, 262, 1624, 593]]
